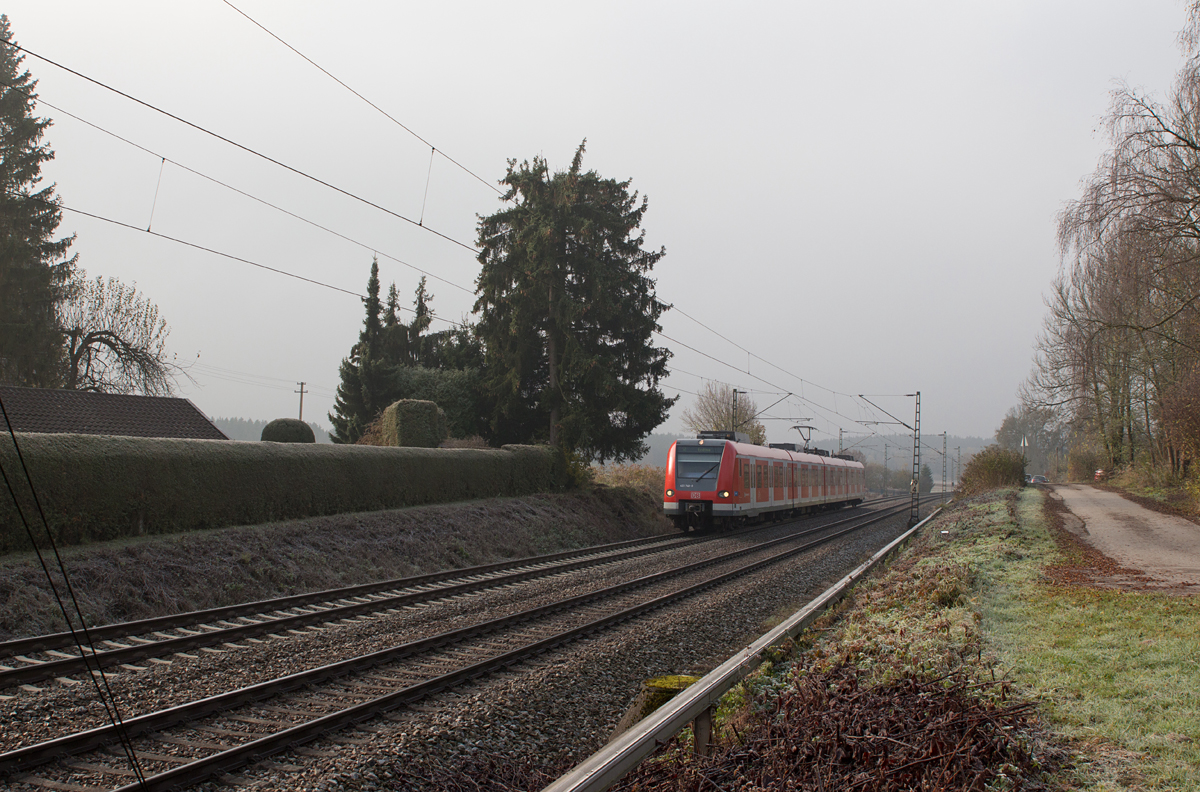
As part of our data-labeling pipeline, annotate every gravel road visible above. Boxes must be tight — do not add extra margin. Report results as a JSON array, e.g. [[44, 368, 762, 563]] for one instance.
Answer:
[[1053, 484, 1200, 589]]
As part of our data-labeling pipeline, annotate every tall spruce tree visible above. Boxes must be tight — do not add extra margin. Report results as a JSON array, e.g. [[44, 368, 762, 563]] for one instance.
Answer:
[[0, 15, 77, 386], [474, 141, 676, 462], [329, 256, 387, 443]]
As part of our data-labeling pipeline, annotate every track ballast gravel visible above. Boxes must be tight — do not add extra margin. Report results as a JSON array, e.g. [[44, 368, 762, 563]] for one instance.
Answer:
[[2, 500, 930, 791], [218, 508, 925, 791]]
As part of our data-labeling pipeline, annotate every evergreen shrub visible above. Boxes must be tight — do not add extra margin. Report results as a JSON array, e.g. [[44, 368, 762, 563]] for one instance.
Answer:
[[378, 400, 447, 448], [388, 366, 485, 440], [261, 418, 315, 443]]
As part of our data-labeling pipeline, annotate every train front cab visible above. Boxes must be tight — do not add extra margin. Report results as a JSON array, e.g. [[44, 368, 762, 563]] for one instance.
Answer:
[[663, 437, 734, 531]]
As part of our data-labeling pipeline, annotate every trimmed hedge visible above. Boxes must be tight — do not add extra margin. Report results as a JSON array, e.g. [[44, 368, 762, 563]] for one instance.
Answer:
[[0, 433, 569, 554], [378, 400, 446, 448], [261, 418, 316, 443]]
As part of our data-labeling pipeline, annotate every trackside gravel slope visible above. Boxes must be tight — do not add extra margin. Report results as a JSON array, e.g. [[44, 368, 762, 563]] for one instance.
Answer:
[[0, 487, 670, 642]]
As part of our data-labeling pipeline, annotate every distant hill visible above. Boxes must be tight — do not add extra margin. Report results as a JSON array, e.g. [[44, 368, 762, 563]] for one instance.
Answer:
[[212, 417, 332, 444]]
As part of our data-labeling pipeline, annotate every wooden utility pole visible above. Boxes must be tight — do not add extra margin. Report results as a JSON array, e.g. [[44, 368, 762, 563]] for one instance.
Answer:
[[295, 382, 307, 421]]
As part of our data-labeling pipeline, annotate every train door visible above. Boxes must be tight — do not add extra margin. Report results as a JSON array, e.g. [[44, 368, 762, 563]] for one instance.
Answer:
[[756, 460, 768, 507]]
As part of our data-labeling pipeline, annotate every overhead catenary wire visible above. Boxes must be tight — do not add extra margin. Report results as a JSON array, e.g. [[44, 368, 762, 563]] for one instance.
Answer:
[[217, 0, 505, 199], [0, 38, 481, 254], [4, 83, 475, 296], [671, 305, 860, 401], [21, 193, 468, 329], [655, 327, 868, 442], [2, 42, 911, 439]]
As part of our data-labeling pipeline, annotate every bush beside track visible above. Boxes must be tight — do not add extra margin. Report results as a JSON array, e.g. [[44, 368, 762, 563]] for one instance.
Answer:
[[0, 433, 569, 553]]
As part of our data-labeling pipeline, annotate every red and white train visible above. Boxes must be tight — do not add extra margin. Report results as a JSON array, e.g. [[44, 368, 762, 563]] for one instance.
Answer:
[[663, 431, 866, 531]]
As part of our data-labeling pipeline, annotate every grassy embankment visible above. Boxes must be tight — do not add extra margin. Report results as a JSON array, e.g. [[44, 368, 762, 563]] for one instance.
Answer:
[[617, 487, 1199, 790]]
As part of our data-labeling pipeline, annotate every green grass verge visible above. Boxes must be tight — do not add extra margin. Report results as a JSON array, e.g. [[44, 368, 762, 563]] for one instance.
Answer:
[[704, 487, 1199, 790], [989, 492, 1200, 790]]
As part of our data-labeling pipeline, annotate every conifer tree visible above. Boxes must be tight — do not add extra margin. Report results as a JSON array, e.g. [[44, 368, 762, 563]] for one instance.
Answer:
[[329, 256, 386, 443], [474, 141, 676, 462], [0, 16, 77, 386]]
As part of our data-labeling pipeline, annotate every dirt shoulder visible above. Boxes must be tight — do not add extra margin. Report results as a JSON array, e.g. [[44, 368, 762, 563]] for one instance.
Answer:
[[1051, 484, 1200, 591], [0, 486, 671, 642]]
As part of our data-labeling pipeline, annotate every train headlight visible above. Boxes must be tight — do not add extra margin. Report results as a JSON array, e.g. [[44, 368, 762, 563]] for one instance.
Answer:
[[666, 489, 674, 497], [720, 490, 730, 498]]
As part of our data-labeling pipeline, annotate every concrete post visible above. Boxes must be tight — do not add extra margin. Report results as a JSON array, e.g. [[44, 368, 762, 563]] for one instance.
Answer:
[[693, 705, 714, 756]]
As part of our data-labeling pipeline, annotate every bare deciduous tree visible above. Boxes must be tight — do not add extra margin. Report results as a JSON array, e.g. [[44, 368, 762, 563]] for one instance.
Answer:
[[679, 381, 767, 445], [58, 275, 180, 395], [1029, 4, 1200, 473]]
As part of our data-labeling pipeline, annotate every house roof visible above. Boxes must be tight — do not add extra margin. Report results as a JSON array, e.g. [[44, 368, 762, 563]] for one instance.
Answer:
[[0, 386, 228, 440]]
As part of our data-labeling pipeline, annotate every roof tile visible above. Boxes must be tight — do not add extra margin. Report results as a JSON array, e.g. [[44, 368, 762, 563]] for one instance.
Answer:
[[0, 386, 228, 440]]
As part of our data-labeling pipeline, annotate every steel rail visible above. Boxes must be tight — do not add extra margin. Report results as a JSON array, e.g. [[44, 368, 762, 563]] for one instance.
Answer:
[[1, 495, 907, 661], [1, 498, 909, 686], [0, 532, 691, 659], [0, 534, 716, 688], [0, 502, 910, 783], [540, 505, 945, 792], [105, 502, 920, 792]]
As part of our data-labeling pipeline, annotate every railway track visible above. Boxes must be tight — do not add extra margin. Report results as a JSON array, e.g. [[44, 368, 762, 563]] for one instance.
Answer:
[[0, 495, 910, 690], [0, 498, 931, 791]]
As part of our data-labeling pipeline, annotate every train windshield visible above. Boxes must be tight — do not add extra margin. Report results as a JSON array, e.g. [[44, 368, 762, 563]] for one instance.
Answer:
[[675, 442, 724, 488]]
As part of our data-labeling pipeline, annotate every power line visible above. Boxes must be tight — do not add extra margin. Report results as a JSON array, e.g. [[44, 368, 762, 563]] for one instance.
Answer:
[[30, 194, 468, 328], [218, 0, 504, 200], [654, 327, 869, 440], [54, 198, 362, 296], [3, 43, 901, 439], [0, 38, 481, 254], [671, 305, 861, 401], [20, 87, 473, 295]]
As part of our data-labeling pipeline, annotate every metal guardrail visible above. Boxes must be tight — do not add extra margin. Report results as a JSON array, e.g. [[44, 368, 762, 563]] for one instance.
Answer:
[[541, 505, 945, 792]]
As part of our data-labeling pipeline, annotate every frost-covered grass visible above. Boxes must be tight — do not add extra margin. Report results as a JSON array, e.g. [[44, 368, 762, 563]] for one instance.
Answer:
[[703, 487, 1200, 790]]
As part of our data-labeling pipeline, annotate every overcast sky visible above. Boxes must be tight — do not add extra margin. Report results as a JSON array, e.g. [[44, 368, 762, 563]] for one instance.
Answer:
[[6, 1, 1190, 453]]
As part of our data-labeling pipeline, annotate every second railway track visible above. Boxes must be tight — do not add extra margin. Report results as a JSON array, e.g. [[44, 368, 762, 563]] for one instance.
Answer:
[[0, 496, 912, 689], [0, 498, 931, 791]]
